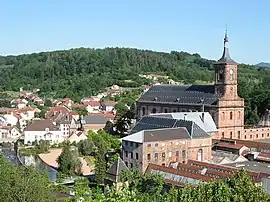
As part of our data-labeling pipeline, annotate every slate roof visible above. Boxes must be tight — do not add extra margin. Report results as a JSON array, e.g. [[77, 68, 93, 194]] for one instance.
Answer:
[[151, 112, 218, 133], [216, 32, 237, 65], [82, 114, 113, 125], [138, 84, 218, 106], [129, 115, 209, 139], [122, 127, 191, 143], [106, 157, 128, 182], [24, 119, 59, 131]]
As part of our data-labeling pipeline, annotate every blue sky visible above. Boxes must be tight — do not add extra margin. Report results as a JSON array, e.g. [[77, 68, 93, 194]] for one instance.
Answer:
[[0, 1, 269, 64]]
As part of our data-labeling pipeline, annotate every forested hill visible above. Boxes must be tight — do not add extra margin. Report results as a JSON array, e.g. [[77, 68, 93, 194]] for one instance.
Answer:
[[0, 47, 270, 124]]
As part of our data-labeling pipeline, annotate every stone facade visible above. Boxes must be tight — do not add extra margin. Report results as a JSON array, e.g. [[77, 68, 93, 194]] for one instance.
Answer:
[[122, 137, 212, 173]]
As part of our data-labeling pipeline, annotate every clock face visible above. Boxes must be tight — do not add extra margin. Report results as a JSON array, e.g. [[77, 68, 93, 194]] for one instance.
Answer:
[[230, 69, 234, 75]]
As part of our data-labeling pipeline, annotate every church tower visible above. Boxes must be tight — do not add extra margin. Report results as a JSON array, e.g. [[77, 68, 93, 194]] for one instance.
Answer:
[[214, 30, 245, 139]]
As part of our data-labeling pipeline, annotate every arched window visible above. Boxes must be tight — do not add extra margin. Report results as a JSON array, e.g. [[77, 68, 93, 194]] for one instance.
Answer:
[[152, 108, 156, 114], [230, 112, 233, 120], [222, 112, 225, 120], [230, 131, 233, 139], [197, 149, 203, 161], [142, 107, 146, 115]]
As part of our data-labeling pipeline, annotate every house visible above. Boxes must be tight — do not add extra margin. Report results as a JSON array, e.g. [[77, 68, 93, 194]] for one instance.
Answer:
[[81, 113, 115, 132], [85, 101, 100, 113], [101, 101, 117, 112], [3, 113, 19, 126], [122, 121, 212, 173], [105, 157, 128, 189], [0, 126, 21, 141], [24, 119, 63, 145], [62, 98, 73, 108], [18, 107, 40, 121], [68, 131, 88, 143], [150, 112, 218, 137]]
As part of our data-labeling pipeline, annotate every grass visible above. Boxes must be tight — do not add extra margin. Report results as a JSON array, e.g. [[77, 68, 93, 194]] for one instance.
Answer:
[[87, 156, 95, 167], [19, 147, 38, 156]]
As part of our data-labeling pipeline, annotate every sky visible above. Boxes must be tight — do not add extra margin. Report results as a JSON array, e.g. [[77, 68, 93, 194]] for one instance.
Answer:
[[0, 1, 269, 64]]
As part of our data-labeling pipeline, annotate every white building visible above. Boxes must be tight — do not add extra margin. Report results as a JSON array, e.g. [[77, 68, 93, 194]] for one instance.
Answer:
[[24, 119, 63, 145], [0, 126, 21, 142]]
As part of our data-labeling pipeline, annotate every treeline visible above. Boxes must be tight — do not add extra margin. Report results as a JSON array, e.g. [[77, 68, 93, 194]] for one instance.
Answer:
[[0, 48, 270, 124], [68, 168, 270, 202]]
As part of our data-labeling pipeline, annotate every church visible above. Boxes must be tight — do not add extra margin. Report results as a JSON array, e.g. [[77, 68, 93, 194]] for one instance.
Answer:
[[136, 32, 270, 141]]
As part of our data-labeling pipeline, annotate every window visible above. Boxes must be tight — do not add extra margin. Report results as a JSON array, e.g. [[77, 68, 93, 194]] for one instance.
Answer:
[[125, 141, 128, 146], [147, 144, 151, 148], [176, 151, 179, 156], [250, 135, 252, 139], [154, 153, 158, 161], [155, 143, 158, 147], [197, 149, 203, 161], [262, 133, 264, 138], [182, 150, 186, 158], [147, 154, 151, 160], [152, 108, 157, 114], [256, 134, 258, 138], [130, 163, 133, 168], [142, 107, 146, 115], [268, 133, 269, 137], [162, 163, 165, 166], [125, 162, 128, 166], [238, 111, 241, 119], [130, 142, 133, 147], [173, 109, 177, 112], [136, 153, 138, 160], [230, 112, 233, 120], [162, 152, 165, 161], [130, 152, 133, 159], [244, 135, 247, 139], [164, 108, 168, 113], [222, 112, 225, 120], [238, 131, 240, 139], [125, 151, 128, 157], [230, 132, 233, 139], [222, 132, 225, 138]]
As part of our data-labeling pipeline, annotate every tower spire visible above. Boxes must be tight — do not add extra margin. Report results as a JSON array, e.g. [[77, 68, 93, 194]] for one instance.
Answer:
[[217, 27, 237, 64]]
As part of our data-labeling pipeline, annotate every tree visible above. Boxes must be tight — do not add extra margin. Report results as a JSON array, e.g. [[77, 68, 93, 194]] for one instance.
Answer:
[[94, 136, 107, 185], [73, 107, 88, 116], [77, 138, 94, 156], [37, 139, 50, 153], [0, 155, 55, 202], [57, 141, 81, 175], [44, 99, 52, 107]]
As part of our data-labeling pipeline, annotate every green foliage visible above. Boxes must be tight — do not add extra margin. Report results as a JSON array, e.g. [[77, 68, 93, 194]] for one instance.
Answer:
[[94, 136, 107, 185], [36, 140, 50, 153], [73, 107, 88, 116], [44, 99, 52, 107], [0, 155, 55, 202], [77, 138, 94, 156], [57, 141, 82, 175], [89, 130, 121, 151], [0, 99, 11, 107], [68, 169, 270, 202]]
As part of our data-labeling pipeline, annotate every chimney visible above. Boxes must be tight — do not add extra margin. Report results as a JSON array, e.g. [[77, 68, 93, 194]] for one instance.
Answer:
[[183, 114, 187, 121], [202, 112, 205, 123]]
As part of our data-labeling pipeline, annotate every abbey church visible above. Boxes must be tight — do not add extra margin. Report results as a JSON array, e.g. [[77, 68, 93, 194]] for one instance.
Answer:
[[136, 33, 270, 141]]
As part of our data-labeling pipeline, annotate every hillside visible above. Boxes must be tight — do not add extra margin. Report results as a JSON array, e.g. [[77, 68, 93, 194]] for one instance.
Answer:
[[256, 62, 270, 68], [0, 47, 270, 124]]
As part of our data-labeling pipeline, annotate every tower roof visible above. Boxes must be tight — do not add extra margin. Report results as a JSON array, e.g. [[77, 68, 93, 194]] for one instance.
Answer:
[[216, 29, 237, 65]]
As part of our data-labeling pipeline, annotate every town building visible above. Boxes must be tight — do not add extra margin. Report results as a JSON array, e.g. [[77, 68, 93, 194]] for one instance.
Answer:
[[122, 117, 212, 172], [136, 32, 270, 141], [81, 113, 115, 132], [0, 126, 21, 142]]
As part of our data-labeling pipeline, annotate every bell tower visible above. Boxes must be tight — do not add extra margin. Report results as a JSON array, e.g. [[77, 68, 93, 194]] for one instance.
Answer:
[[214, 29, 239, 99], [214, 30, 245, 139]]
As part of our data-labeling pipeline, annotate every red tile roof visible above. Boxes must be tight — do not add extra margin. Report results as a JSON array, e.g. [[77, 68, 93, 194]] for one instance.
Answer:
[[216, 142, 246, 150], [214, 138, 270, 150], [85, 101, 100, 107]]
